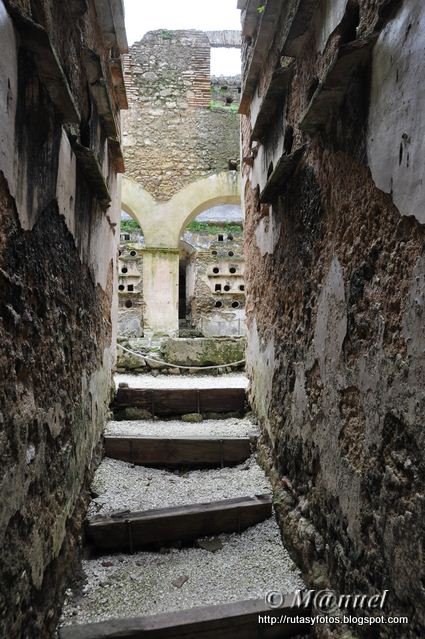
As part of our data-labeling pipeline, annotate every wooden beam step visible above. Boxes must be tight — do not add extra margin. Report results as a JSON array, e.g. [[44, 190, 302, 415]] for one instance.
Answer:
[[112, 387, 246, 416], [59, 595, 311, 638], [104, 436, 256, 468], [86, 494, 272, 553]]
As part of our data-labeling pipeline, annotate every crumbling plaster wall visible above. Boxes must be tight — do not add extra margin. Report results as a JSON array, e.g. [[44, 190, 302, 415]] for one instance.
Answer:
[[117, 241, 144, 337], [242, 0, 425, 636], [122, 30, 240, 201], [367, 2, 425, 224], [0, 0, 125, 635], [184, 228, 245, 335]]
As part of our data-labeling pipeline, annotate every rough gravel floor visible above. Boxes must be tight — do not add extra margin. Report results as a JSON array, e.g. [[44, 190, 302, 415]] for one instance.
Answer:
[[105, 416, 258, 439], [60, 375, 304, 631], [60, 518, 304, 626], [88, 455, 268, 518], [115, 373, 248, 389]]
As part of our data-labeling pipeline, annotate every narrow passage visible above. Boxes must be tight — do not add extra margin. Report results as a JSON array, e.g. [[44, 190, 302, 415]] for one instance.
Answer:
[[59, 374, 306, 637]]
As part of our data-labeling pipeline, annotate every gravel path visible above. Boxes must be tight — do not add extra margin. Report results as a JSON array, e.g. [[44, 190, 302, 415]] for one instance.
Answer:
[[105, 417, 258, 439], [88, 455, 269, 518], [60, 518, 304, 626], [59, 374, 304, 632], [115, 373, 248, 390]]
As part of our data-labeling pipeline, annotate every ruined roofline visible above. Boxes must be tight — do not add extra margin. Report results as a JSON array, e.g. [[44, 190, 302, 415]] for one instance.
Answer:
[[205, 30, 242, 48], [212, 75, 242, 84], [130, 29, 241, 49], [130, 29, 210, 47]]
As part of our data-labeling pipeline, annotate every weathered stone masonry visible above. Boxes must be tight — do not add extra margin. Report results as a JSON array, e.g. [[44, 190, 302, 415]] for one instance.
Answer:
[[0, 1, 126, 636], [123, 30, 241, 201], [120, 29, 242, 336], [240, 0, 425, 636]]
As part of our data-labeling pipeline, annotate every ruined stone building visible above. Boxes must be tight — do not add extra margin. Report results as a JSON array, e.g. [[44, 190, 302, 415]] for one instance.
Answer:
[[117, 208, 245, 339], [3, 0, 425, 636], [120, 29, 244, 337], [239, 0, 425, 635], [0, 0, 127, 635], [182, 212, 245, 337]]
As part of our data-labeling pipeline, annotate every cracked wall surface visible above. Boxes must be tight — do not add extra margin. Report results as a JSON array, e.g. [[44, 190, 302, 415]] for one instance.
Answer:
[[240, 0, 425, 636], [0, 0, 126, 635]]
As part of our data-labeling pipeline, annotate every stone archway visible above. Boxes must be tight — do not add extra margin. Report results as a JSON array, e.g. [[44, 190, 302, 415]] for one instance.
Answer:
[[120, 178, 156, 225], [120, 172, 241, 335], [122, 172, 241, 247]]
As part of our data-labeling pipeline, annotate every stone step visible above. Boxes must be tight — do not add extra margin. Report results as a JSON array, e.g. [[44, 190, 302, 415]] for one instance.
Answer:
[[59, 518, 305, 633], [59, 379, 305, 636], [104, 435, 256, 468], [87, 452, 270, 522], [112, 387, 247, 418], [59, 595, 311, 638], [86, 494, 272, 554], [105, 417, 258, 439], [114, 373, 249, 391]]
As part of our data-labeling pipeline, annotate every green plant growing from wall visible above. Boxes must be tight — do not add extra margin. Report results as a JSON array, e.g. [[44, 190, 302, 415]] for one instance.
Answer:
[[257, 4, 266, 13]]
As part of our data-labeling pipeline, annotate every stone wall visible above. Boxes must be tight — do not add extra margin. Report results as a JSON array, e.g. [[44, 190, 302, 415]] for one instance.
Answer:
[[240, 0, 425, 636], [122, 30, 240, 201], [116, 221, 246, 340], [118, 238, 144, 337], [184, 225, 245, 336], [0, 1, 126, 635], [116, 336, 246, 378]]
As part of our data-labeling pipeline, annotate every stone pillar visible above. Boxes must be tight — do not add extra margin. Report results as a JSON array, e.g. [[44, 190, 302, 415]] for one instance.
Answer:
[[142, 248, 179, 336]]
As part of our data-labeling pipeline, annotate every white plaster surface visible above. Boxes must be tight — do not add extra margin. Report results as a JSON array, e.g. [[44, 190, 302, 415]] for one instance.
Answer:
[[89, 168, 121, 290], [142, 250, 180, 335], [316, 0, 348, 53], [0, 1, 17, 197], [250, 137, 284, 197], [56, 131, 77, 236], [368, 2, 425, 224], [313, 256, 347, 380], [246, 319, 275, 438], [255, 210, 282, 257]]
